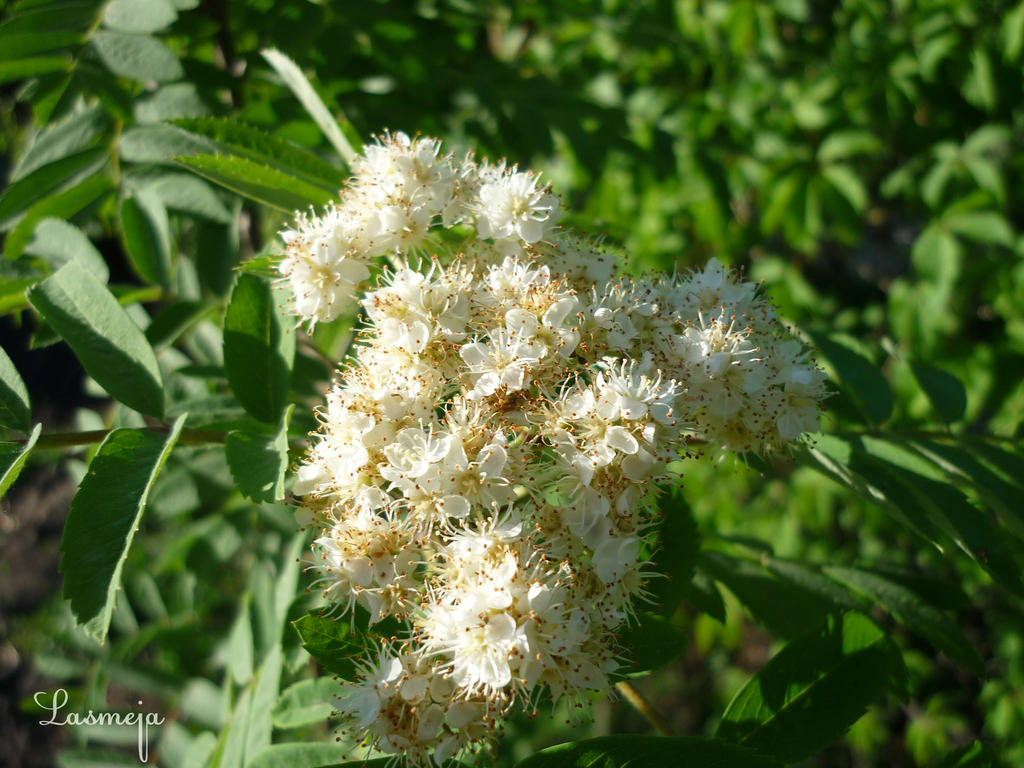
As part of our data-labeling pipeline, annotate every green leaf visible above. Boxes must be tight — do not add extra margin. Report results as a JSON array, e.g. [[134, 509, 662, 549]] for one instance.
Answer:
[[963, 48, 996, 111], [1004, 1, 1024, 60], [249, 744, 356, 768], [28, 261, 164, 417], [208, 682, 252, 768], [174, 154, 334, 211], [616, 612, 687, 676], [13, 104, 108, 181], [246, 644, 283, 760], [134, 82, 209, 123], [945, 210, 1014, 247], [824, 565, 984, 675], [236, 254, 280, 278], [120, 193, 170, 284], [24, 217, 109, 282], [801, 437, 944, 544], [0, 424, 41, 499], [292, 613, 370, 680], [514, 735, 782, 768], [271, 678, 339, 729], [910, 440, 1024, 534], [0, 32, 81, 61], [228, 595, 255, 685], [807, 332, 891, 425], [4, 175, 113, 260], [963, 157, 1005, 203], [224, 274, 295, 423], [817, 130, 881, 163], [857, 438, 1024, 597], [172, 117, 347, 189], [141, 172, 232, 223], [911, 224, 961, 286], [0, 2, 99, 35], [102, 0, 177, 34], [260, 48, 357, 164], [760, 557, 863, 613], [90, 30, 183, 83], [717, 612, 905, 762], [195, 220, 239, 295], [0, 347, 31, 432], [119, 124, 214, 163], [0, 56, 70, 84], [0, 146, 108, 231], [59, 415, 185, 642], [684, 573, 726, 622], [936, 740, 997, 767], [910, 361, 967, 423], [822, 164, 868, 213], [225, 409, 292, 503], [55, 747, 143, 767]]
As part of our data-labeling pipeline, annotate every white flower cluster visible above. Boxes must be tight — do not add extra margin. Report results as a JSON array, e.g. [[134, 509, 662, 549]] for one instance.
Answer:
[[281, 133, 827, 765]]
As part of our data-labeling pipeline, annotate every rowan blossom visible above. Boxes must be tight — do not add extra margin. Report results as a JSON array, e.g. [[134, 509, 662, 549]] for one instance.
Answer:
[[279, 131, 827, 765]]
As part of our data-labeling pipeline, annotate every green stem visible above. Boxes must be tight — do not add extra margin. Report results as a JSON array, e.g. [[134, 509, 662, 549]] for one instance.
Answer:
[[615, 680, 674, 737], [17, 426, 229, 449]]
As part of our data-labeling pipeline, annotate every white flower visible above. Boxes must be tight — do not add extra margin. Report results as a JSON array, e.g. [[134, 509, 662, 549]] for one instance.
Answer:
[[475, 168, 561, 244], [460, 326, 546, 399]]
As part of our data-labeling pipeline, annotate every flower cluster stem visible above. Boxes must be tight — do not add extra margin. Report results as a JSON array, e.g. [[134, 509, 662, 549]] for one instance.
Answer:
[[615, 680, 674, 737]]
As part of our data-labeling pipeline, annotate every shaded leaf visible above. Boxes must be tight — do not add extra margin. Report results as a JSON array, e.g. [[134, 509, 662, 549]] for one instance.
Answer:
[[0, 347, 31, 432], [223, 274, 295, 423], [120, 193, 170, 284], [514, 735, 782, 768], [144, 300, 213, 348], [910, 362, 966, 423], [717, 612, 905, 762], [649, 488, 699, 616], [807, 332, 891, 425], [824, 565, 984, 675], [225, 406, 292, 503], [698, 550, 836, 637], [616, 612, 687, 676]]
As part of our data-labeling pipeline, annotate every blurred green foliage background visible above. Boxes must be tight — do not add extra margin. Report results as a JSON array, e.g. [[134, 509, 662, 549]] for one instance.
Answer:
[[2, 1, 1023, 766]]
